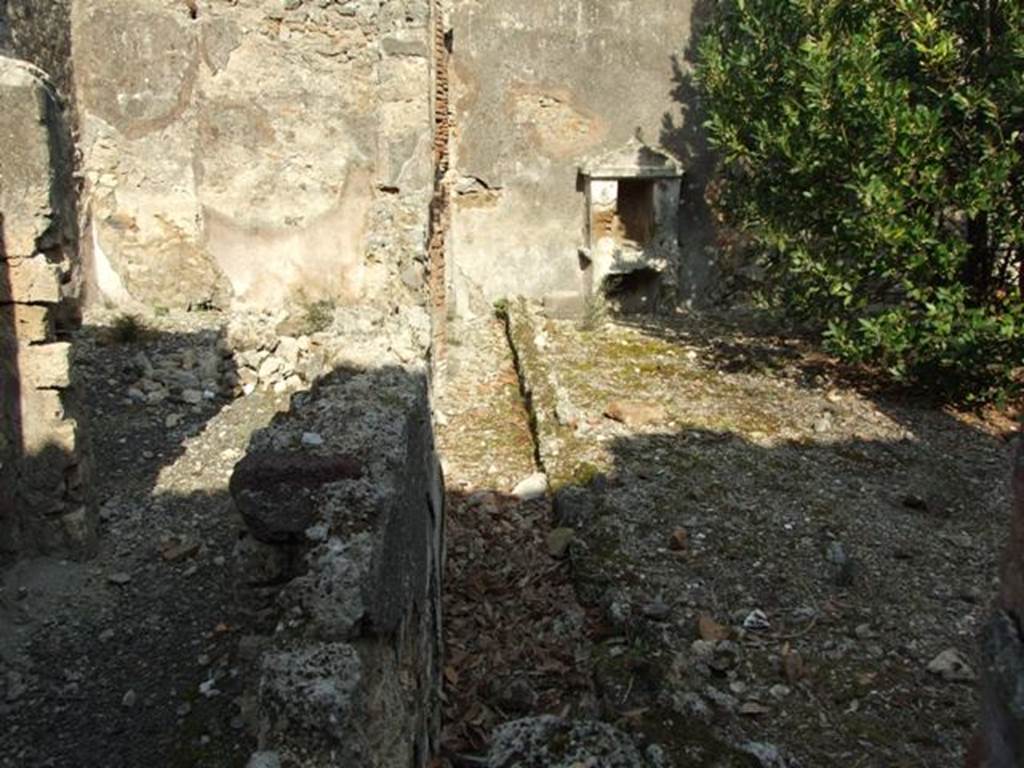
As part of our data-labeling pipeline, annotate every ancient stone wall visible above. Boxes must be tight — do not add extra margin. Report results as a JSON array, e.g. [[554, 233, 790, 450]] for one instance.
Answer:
[[70, 0, 434, 311], [0, 56, 94, 562], [448, 0, 716, 312], [231, 361, 443, 767]]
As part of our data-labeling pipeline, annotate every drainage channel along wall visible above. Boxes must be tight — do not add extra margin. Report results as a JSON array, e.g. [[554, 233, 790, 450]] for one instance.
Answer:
[[0, 56, 94, 563], [230, 364, 444, 768]]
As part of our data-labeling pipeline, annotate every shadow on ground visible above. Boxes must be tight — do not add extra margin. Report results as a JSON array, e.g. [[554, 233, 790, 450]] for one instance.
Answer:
[[507, 304, 1014, 766], [1, 317, 261, 768]]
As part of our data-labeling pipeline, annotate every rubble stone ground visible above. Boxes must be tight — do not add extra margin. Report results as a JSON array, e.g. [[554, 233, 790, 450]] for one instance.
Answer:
[[1, 310, 284, 767], [502, 300, 1016, 767], [1, 301, 1016, 767]]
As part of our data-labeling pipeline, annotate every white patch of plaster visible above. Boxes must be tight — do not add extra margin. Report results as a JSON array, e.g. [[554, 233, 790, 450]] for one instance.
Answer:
[[91, 224, 133, 305]]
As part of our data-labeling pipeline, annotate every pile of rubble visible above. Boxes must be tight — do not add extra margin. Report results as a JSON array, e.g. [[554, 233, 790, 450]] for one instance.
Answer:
[[119, 304, 432, 406]]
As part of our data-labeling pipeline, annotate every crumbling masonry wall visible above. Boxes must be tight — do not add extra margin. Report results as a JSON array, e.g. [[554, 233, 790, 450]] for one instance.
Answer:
[[231, 364, 443, 767], [972, 444, 1024, 767], [69, 0, 434, 311], [0, 56, 94, 562], [448, 0, 716, 312]]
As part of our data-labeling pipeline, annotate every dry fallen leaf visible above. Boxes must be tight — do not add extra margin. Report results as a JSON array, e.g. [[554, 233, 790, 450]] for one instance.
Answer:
[[444, 665, 461, 687], [669, 527, 688, 551], [782, 649, 805, 683]]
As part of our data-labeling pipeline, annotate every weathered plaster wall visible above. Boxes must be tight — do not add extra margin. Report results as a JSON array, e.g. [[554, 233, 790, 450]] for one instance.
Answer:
[[71, 0, 433, 310], [0, 0, 75, 105], [449, 0, 715, 310], [0, 57, 94, 563]]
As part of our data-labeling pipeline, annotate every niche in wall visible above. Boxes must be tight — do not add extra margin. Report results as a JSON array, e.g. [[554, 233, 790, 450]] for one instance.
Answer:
[[578, 136, 683, 312]]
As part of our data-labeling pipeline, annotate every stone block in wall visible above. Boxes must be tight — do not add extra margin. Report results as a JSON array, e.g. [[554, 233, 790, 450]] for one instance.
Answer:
[[0, 256, 63, 304], [0, 302, 54, 342], [17, 341, 71, 389], [232, 364, 443, 767], [0, 57, 73, 257], [0, 52, 90, 564]]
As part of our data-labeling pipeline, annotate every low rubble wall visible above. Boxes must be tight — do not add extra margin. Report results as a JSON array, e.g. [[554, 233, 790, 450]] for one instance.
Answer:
[[230, 362, 443, 767], [0, 56, 93, 562]]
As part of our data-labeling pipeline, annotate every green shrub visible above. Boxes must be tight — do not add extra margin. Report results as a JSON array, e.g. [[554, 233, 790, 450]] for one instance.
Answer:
[[109, 313, 146, 344], [301, 298, 336, 334], [696, 0, 1024, 401]]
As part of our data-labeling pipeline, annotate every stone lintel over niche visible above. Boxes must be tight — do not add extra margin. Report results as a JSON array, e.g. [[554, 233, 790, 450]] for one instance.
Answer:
[[579, 135, 684, 313]]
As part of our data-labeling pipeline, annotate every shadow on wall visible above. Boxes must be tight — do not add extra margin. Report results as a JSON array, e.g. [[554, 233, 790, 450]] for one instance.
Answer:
[[0, 218, 79, 560], [660, 0, 720, 305], [0, 215, 22, 558]]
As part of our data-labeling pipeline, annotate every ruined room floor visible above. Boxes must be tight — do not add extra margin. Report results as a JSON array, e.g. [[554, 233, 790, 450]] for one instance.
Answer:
[[1, 304, 1015, 767], [0, 311, 284, 768], [503, 301, 1015, 767]]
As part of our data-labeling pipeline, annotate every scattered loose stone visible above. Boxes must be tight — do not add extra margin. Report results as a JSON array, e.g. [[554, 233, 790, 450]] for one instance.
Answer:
[[121, 689, 137, 708], [546, 527, 575, 559], [512, 472, 548, 501], [246, 753, 282, 768], [743, 609, 771, 631], [488, 716, 649, 767], [181, 389, 203, 405], [742, 741, 787, 767], [107, 572, 132, 586], [300, 431, 324, 447], [854, 623, 875, 639], [642, 599, 671, 621], [769, 684, 791, 700], [927, 648, 976, 682]]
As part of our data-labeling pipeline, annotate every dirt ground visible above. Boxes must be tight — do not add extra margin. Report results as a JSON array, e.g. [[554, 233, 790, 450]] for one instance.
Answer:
[[504, 300, 1016, 766], [0, 312, 279, 768], [1, 303, 1016, 767]]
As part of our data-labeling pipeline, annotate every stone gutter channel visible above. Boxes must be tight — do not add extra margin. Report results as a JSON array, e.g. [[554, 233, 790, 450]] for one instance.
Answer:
[[499, 301, 547, 476], [227, 308, 675, 768]]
